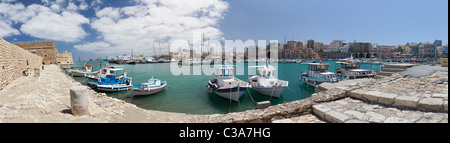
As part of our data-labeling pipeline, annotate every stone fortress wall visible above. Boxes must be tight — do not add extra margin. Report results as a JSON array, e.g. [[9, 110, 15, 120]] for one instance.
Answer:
[[56, 51, 74, 65], [0, 38, 43, 90], [13, 41, 57, 65]]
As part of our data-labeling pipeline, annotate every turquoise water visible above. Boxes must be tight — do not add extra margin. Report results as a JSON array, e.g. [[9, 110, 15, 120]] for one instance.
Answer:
[[69, 61, 381, 115]]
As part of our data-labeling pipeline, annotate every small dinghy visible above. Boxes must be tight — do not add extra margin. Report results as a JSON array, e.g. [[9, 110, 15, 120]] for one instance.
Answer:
[[132, 78, 167, 96]]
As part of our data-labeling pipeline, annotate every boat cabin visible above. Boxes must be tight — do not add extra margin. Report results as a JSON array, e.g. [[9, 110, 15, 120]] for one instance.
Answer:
[[337, 62, 361, 70], [216, 66, 235, 78], [308, 63, 330, 73], [335, 62, 375, 78], [256, 66, 275, 78]]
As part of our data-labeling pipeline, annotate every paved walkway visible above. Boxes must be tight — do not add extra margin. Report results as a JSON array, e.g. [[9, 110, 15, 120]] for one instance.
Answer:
[[0, 65, 193, 123], [312, 98, 447, 123]]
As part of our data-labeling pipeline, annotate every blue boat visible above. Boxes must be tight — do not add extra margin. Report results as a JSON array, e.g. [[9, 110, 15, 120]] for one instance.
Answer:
[[300, 63, 338, 86], [86, 74, 133, 92]]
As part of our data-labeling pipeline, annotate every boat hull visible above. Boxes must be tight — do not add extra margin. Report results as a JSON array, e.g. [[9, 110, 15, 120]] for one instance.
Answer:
[[96, 85, 132, 92], [252, 86, 286, 98], [132, 84, 167, 96], [300, 76, 337, 86], [211, 87, 248, 102]]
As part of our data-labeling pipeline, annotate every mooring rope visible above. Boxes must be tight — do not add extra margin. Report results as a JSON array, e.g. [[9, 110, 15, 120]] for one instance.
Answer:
[[269, 83, 276, 101], [246, 89, 256, 104]]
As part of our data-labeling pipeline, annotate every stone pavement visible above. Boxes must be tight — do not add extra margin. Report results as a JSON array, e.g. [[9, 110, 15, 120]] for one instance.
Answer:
[[312, 97, 447, 123]]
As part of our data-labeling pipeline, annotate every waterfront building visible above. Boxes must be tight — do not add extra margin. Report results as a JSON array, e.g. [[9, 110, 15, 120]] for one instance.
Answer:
[[307, 39, 314, 49], [419, 42, 436, 58], [378, 45, 398, 59], [330, 40, 345, 50], [349, 41, 374, 58]]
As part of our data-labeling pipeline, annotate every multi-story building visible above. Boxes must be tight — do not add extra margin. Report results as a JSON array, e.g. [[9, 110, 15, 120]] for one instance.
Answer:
[[307, 39, 314, 49], [378, 45, 398, 59], [419, 42, 436, 58], [348, 42, 373, 58], [330, 40, 345, 50]]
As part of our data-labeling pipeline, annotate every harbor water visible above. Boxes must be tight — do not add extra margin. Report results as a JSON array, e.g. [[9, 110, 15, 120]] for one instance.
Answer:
[[68, 61, 382, 115]]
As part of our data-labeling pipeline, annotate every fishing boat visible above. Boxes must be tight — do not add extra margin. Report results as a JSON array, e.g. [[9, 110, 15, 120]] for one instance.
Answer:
[[85, 65, 126, 81], [247, 64, 288, 98], [132, 78, 167, 96], [69, 64, 100, 77], [300, 62, 338, 86], [335, 61, 376, 79], [86, 74, 133, 92], [207, 65, 251, 102]]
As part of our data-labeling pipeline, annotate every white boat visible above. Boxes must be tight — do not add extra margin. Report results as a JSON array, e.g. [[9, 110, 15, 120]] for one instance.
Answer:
[[85, 65, 126, 81], [70, 64, 99, 77], [132, 78, 167, 96], [335, 61, 376, 79], [300, 62, 338, 86], [207, 65, 251, 102], [247, 64, 288, 98]]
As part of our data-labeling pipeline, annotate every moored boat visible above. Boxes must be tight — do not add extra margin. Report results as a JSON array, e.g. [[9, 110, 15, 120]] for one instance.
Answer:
[[132, 78, 167, 96], [86, 74, 133, 92], [207, 65, 251, 102], [248, 64, 288, 98], [69, 64, 100, 77], [335, 61, 376, 79], [300, 62, 338, 86]]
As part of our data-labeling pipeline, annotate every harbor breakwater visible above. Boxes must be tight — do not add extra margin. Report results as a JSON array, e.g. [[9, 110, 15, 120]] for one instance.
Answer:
[[0, 65, 193, 123], [192, 67, 448, 123], [0, 60, 447, 123]]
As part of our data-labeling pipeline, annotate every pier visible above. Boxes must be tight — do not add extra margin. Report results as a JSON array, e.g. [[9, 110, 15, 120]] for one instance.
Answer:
[[191, 65, 448, 123], [0, 65, 193, 123]]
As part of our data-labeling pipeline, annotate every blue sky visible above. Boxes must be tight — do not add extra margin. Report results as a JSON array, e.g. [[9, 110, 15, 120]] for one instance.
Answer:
[[0, 0, 448, 60]]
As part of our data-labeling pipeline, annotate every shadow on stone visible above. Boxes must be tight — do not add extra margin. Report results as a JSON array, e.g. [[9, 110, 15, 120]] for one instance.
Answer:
[[61, 109, 72, 114]]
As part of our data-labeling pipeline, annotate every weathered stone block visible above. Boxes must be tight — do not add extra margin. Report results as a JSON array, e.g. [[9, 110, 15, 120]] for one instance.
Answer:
[[272, 119, 294, 123], [256, 101, 272, 109], [418, 98, 444, 111], [432, 93, 448, 99], [324, 111, 349, 123], [345, 119, 369, 123], [394, 96, 420, 109], [384, 117, 411, 123], [312, 104, 331, 119], [343, 110, 366, 119], [444, 101, 448, 112], [366, 112, 386, 123], [362, 91, 382, 102], [377, 93, 397, 105], [349, 89, 365, 99]]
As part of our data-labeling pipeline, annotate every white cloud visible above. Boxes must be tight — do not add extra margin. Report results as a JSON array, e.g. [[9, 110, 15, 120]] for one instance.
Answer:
[[0, 21, 20, 37], [20, 10, 89, 42], [74, 41, 111, 52], [82, 0, 229, 55], [0, 2, 90, 42]]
